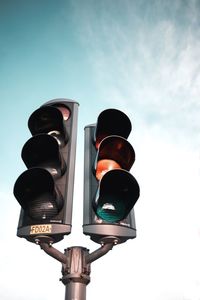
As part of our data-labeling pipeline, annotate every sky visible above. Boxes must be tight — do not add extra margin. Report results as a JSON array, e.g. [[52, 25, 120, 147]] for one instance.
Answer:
[[0, 0, 200, 299]]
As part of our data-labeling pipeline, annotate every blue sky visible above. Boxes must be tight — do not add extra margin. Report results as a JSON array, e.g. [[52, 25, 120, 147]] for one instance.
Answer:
[[0, 1, 200, 299]]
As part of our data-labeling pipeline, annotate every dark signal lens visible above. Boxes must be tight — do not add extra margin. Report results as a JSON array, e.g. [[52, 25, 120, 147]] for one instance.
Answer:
[[14, 168, 63, 220], [28, 192, 60, 220], [95, 109, 132, 148]]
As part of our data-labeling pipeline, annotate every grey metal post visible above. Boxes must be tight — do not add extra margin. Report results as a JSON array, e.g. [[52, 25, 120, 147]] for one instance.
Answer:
[[61, 247, 90, 300], [65, 281, 87, 300]]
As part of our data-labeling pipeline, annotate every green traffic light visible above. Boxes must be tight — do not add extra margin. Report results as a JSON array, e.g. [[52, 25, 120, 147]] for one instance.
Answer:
[[93, 169, 140, 223], [96, 194, 127, 223]]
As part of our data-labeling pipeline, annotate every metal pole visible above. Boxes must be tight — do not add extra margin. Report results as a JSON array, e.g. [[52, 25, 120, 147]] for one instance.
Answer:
[[61, 247, 90, 300], [65, 281, 86, 300]]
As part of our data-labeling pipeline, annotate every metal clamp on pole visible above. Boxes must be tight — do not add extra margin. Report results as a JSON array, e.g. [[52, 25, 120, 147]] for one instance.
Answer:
[[38, 242, 91, 300], [61, 247, 91, 300], [38, 238, 117, 300]]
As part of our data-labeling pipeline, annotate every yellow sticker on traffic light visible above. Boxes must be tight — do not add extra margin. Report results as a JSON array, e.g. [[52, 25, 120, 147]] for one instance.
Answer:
[[30, 224, 52, 235]]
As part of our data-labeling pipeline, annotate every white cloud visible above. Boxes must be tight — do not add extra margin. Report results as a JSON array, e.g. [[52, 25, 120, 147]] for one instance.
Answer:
[[73, 1, 200, 148]]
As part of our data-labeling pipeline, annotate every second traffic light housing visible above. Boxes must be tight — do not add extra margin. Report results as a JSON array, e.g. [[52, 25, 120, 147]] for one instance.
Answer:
[[14, 99, 79, 244], [83, 109, 140, 244]]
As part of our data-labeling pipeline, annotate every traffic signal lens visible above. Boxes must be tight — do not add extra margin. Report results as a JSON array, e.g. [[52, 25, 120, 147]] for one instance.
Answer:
[[28, 106, 68, 143], [95, 109, 132, 148], [96, 195, 126, 223], [28, 192, 61, 220], [97, 136, 135, 171], [56, 105, 71, 120], [94, 169, 140, 223], [96, 159, 121, 181], [14, 168, 63, 220], [22, 134, 66, 177]]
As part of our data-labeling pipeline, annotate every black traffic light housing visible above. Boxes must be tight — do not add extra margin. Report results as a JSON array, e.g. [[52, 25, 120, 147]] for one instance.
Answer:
[[14, 99, 79, 244], [83, 109, 140, 244]]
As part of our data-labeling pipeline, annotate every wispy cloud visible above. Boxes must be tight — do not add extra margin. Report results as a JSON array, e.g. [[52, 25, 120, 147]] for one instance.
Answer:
[[72, 0, 200, 146]]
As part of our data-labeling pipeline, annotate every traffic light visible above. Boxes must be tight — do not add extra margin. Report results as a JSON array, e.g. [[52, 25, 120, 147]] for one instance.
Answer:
[[13, 99, 79, 243], [83, 109, 140, 244]]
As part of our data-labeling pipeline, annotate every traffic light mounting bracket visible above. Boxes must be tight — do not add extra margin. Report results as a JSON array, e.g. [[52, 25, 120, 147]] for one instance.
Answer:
[[38, 238, 115, 300]]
